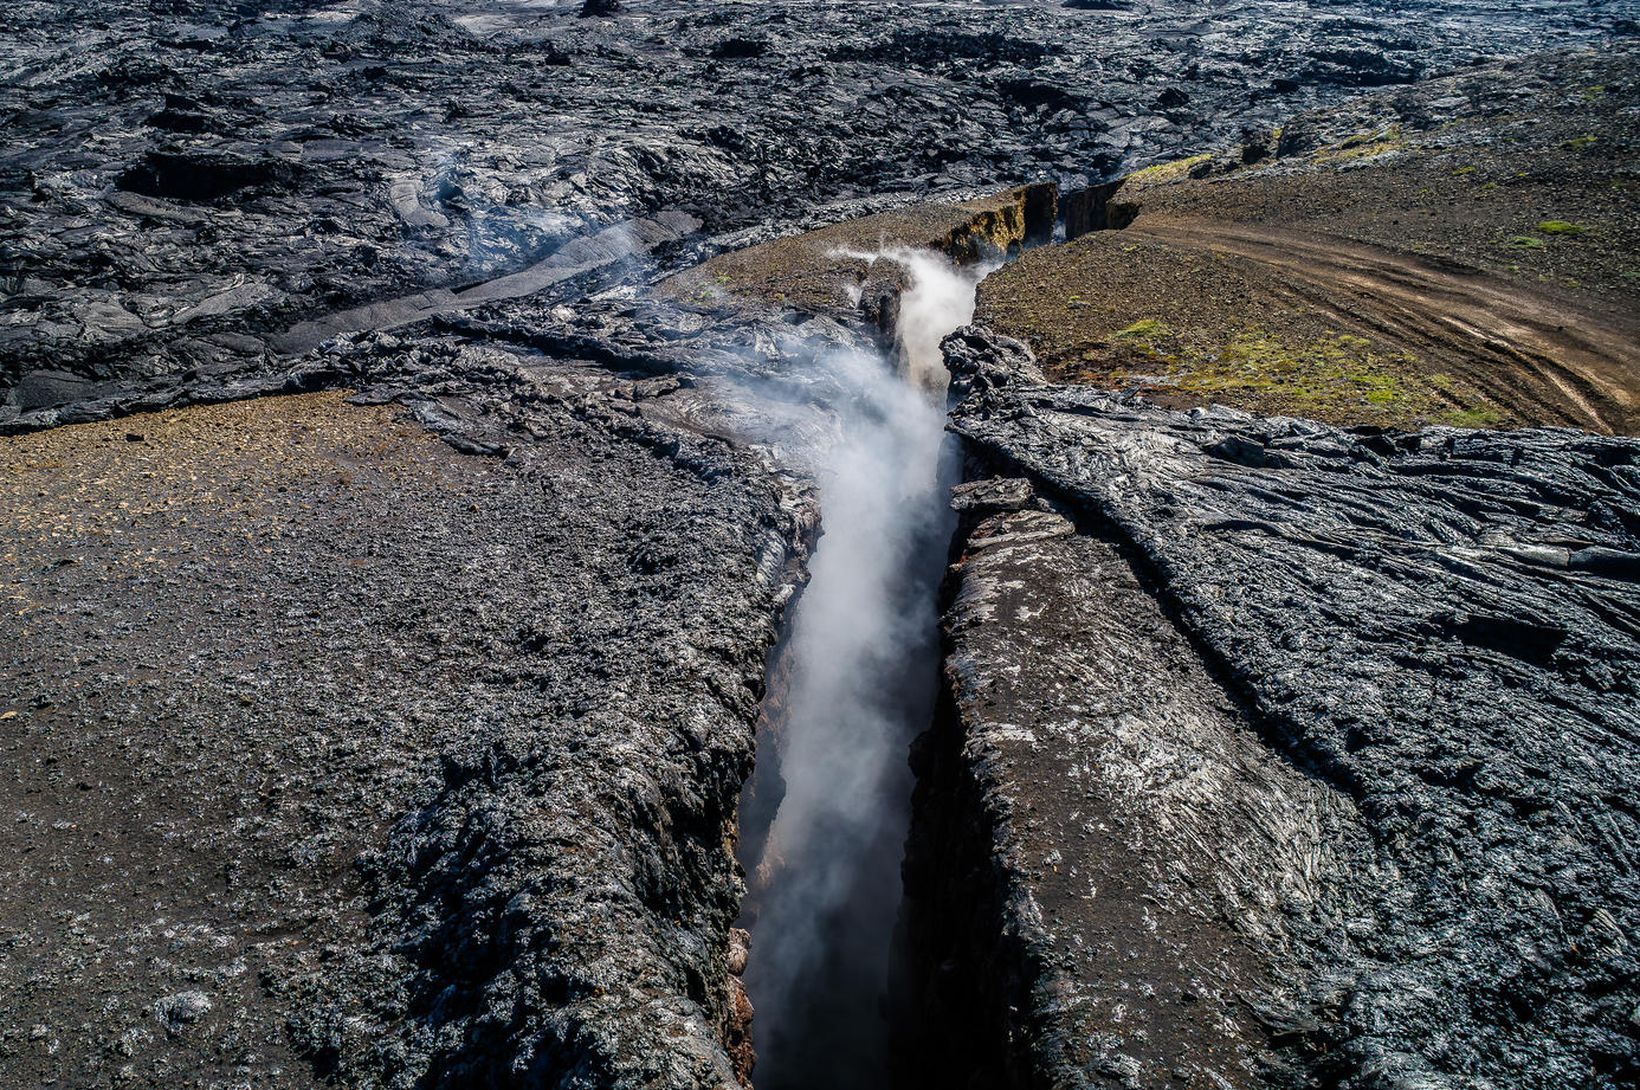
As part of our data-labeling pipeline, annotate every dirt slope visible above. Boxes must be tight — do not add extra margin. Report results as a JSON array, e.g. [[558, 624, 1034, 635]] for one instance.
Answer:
[[979, 46, 1640, 433]]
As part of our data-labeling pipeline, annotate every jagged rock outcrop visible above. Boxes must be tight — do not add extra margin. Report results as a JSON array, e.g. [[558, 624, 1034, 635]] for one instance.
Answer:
[[931, 325, 1640, 1089], [901, 476, 1366, 1089]]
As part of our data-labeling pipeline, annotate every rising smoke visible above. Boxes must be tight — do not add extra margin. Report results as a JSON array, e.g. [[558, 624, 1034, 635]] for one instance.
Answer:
[[738, 248, 994, 1088]]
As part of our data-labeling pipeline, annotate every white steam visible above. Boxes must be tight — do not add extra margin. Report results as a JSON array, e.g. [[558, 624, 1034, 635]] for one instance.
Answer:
[[832, 245, 994, 389], [740, 249, 992, 1083]]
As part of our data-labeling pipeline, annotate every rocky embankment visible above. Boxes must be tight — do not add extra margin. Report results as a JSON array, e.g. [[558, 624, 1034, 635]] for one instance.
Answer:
[[907, 324, 1640, 1089], [659, 184, 1055, 315]]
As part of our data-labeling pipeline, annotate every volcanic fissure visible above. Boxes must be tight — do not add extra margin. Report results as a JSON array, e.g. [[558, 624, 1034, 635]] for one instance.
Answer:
[[732, 248, 996, 1089]]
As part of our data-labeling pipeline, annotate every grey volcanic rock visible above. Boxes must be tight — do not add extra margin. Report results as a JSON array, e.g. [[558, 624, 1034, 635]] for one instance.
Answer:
[[903, 479, 1365, 1088], [941, 325, 1640, 1088], [1, 0, 1626, 408], [0, 373, 816, 1090], [282, 384, 814, 1090], [5, 3, 1640, 1087], [154, 991, 214, 1034]]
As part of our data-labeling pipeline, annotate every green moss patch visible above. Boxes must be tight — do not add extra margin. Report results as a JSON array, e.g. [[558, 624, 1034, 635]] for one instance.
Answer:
[[1444, 406, 1505, 429], [1114, 318, 1173, 341], [1536, 220, 1587, 235], [1315, 126, 1404, 165], [1168, 331, 1429, 413], [1128, 154, 1213, 184], [1088, 326, 1501, 428]]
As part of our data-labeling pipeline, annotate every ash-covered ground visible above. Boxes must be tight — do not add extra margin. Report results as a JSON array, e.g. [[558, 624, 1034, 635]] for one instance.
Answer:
[[3, 3, 1639, 1090]]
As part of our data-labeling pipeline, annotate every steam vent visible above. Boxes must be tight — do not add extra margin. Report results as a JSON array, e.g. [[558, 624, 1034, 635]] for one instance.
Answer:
[[4, 4, 1639, 1089]]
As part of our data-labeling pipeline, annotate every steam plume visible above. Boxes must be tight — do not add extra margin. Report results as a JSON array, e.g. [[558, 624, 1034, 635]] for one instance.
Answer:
[[739, 249, 991, 1087]]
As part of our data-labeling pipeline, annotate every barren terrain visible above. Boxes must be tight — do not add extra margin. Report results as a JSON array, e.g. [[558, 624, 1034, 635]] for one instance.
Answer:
[[979, 47, 1640, 432], [2, 6, 1637, 1090]]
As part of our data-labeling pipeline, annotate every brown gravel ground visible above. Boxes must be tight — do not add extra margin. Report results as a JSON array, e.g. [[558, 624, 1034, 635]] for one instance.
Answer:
[[0, 392, 546, 1088]]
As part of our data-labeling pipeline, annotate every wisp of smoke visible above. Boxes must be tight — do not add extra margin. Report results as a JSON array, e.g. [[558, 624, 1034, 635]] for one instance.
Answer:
[[740, 248, 991, 1087], [830, 245, 996, 389]]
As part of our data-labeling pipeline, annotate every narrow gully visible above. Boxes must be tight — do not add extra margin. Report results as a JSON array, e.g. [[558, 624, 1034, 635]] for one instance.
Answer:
[[732, 249, 996, 1090]]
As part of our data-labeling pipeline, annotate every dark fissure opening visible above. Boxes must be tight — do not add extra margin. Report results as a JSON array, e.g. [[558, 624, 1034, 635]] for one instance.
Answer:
[[730, 243, 1005, 1089], [1061, 178, 1141, 239], [733, 431, 962, 1090], [728, 212, 1067, 1089]]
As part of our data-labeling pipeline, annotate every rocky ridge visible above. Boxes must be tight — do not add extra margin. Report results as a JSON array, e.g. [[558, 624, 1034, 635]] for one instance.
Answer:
[[932, 324, 1640, 1089]]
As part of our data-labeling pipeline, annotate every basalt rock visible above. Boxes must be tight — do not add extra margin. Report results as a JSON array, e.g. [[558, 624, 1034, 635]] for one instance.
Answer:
[[940, 324, 1640, 1089], [0, 321, 826, 1090], [902, 476, 1365, 1089], [1, 0, 1624, 407], [4, 4, 1639, 1087]]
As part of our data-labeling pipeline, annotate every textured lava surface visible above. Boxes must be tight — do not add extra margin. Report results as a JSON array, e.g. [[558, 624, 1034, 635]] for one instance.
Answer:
[[3, 3, 1640, 1088], [3, 0, 1631, 409], [941, 325, 1640, 1089], [0, 381, 813, 1089]]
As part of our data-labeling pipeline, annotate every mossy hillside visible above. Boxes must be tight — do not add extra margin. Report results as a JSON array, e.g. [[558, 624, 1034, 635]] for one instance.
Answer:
[[1312, 125, 1405, 165], [976, 235, 1510, 429], [978, 47, 1637, 435], [1077, 321, 1503, 428]]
